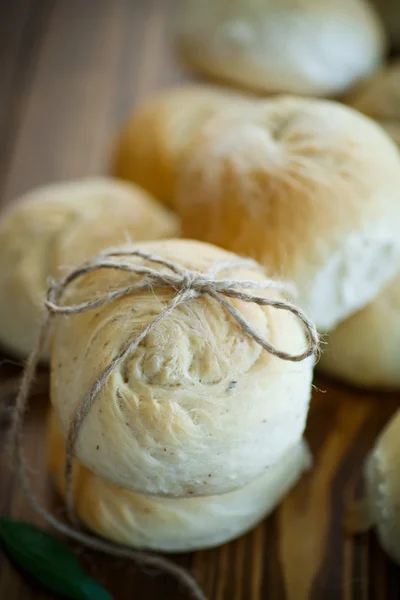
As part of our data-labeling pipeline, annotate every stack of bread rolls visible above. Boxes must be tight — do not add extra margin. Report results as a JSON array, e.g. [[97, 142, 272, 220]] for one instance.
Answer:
[[46, 238, 315, 551], [110, 74, 400, 564], [0, 173, 315, 552]]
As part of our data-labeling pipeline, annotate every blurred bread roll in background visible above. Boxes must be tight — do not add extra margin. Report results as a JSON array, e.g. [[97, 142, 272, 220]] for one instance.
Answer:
[[347, 60, 400, 148], [370, 0, 400, 49], [174, 0, 385, 96], [50, 239, 314, 497], [47, 408, 311, 552], [177, 96, 400, 332], [318, 274, 400, 390], [113, 85, 251, 208], [358, 409, 400, 564], [0, 178, 178, 359]]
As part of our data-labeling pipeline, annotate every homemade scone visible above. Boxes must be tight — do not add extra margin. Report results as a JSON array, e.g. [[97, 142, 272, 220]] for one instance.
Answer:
[[0, 178, 178, 359], [347, 60, 400, 148], [318, 274, 400, 389], [177, 96, 400, 331], [47, 409, 311, 552], [354, 409, 400, 564], [174, 0, 385, 96], [113, 84, 251, 208], [50, 239, 315, 497]]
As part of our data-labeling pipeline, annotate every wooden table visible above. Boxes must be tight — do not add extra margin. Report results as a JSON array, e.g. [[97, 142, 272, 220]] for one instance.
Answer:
[[1, 1, 400, 598]]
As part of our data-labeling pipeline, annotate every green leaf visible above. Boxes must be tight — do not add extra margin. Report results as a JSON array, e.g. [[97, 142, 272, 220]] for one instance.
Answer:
[[0, 518, 113, 600]]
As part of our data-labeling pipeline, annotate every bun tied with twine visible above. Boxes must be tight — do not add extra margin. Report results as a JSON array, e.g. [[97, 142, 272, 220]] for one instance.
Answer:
[[11, 238, 318, 599], [45, 239, 317, 500]]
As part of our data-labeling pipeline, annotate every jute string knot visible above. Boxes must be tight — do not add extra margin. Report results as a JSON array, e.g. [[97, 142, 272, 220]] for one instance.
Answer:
[[9, 247, 320, 600]]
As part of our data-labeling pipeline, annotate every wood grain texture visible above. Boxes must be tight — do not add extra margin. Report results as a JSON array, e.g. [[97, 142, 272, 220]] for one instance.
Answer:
[[1, 1, 400, 599]]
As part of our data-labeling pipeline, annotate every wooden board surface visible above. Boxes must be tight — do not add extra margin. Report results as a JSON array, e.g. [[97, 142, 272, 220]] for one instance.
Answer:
[[1, 1, 400, 598]]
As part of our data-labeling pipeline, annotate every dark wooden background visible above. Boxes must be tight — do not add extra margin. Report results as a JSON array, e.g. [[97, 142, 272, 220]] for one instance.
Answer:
[[1, 1, 400, 599]]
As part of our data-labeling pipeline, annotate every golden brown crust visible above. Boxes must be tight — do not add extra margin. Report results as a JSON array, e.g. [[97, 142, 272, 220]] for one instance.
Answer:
[[50, 238, 313, 497], [112, 85, 252, 208]]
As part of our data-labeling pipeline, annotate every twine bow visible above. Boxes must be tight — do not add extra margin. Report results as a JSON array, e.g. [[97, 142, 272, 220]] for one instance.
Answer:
[[10, 247, 319, 600]]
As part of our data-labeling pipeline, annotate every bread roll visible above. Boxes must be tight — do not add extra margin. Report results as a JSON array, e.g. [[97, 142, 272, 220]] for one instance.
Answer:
[[50, 239, 314, 497], [113, 85, 251, 208], [0, 178, 178, 359], [177, 97, 400, 331], [370, 1, 400, 49], [347, 60, 400, 148], [47, 409, 311, 552], [174, 0, 385, 97], [318, 274, 400, 389], [360, 409, 400, 563]]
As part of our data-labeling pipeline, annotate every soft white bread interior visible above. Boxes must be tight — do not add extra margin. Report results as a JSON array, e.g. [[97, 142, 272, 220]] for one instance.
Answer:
[[174, 0, 385, 96], [50, 239, 314, 497], [362, 409, 400, 564], [177, 97, 400, 331], [318, 274, 400, 390], [47, 408, 311, 552], [0, 178, 178, 359]]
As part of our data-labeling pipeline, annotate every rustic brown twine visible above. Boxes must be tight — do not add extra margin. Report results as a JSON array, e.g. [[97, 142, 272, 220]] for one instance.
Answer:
[[9, 248, 319, 600]]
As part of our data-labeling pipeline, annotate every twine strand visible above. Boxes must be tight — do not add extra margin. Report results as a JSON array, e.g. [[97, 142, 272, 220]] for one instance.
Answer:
[[10, 247, 319, 600]]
